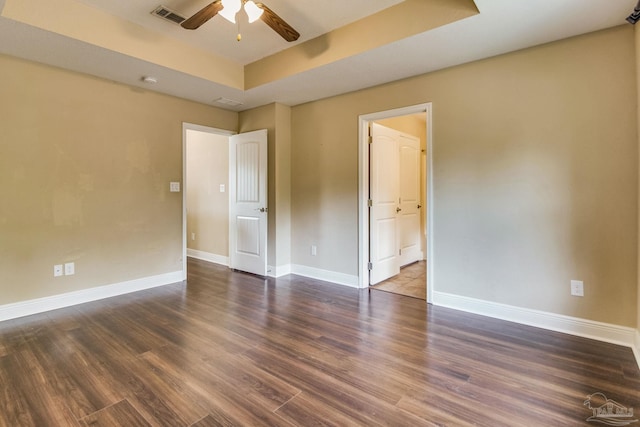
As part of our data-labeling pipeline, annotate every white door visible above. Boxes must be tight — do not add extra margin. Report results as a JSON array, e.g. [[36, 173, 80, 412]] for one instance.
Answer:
[[369, 123, 400, 285], [229, 129, 268, 276], [398, 133, 422, 266]]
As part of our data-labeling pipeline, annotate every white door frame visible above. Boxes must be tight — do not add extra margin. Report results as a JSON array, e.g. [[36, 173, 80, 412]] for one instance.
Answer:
[[181, 122, 235, 279], [358, 103, 434, 303]]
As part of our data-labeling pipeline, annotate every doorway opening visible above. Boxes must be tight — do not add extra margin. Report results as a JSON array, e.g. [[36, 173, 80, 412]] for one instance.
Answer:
[[182, 123, 269, 278], [182, 123, 234, 278], [358, 104, 434, 303]]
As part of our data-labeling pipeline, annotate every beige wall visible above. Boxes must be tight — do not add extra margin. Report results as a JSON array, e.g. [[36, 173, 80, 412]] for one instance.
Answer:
[[186, 130, 229, 257], [291, 25, 638, 326], [274, 104, 293, 268], [0, 54, 237, 305], [238, 103, 292, 270]]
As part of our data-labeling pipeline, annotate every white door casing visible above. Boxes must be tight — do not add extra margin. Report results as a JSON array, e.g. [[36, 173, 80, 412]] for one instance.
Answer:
[[398, 132, 422, 267], [358, 103, 433, 303], [369, 123, 400, 285], [229, 129, 268, 276]]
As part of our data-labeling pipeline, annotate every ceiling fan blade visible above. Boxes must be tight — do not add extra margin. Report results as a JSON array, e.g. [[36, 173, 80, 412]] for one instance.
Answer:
[[181, 0, 223, 30], [256, 3, 300, 42]]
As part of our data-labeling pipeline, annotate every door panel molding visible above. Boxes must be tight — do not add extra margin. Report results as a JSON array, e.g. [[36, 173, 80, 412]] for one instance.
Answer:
[[369, 123, 400, 285], [229, 129, 268, 276]]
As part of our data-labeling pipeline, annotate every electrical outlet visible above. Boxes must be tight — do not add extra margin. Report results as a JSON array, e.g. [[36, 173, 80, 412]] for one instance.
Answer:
[[191, 232, 196, 241], [170, 182, 181, 192], [311, 245, 317, 256], [64, 262, 75, 276], [570, 280, 584, 297], [54, 264, 63, 277]]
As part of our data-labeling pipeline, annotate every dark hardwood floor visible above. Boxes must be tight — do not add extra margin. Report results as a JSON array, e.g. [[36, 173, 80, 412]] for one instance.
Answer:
[[1, 257, 639, 426]]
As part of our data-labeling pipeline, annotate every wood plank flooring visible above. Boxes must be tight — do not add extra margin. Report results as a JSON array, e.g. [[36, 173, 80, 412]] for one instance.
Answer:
[[371, 260, 426, 300], [0, 257, 638, 426]]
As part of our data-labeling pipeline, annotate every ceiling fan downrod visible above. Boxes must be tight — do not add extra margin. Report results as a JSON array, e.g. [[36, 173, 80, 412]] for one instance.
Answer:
[[628, 0, 640, 24]]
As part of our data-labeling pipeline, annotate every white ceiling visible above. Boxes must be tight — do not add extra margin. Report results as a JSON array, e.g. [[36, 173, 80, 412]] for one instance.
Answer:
[[0, 0, 637, 111]]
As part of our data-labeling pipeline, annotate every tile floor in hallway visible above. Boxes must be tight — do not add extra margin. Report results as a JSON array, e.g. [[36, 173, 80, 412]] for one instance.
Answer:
[[371, 260, 426, 300]]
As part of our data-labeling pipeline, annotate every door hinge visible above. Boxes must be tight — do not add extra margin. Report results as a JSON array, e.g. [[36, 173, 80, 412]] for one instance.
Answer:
[[368, 136, 373, 144], [399, 249, 402, 256], [368, 262, 373, 270], [368, 199, 373, 207]]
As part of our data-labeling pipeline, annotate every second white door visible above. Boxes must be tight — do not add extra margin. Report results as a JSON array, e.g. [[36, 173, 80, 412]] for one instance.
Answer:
[[398, 133, 421, 267]]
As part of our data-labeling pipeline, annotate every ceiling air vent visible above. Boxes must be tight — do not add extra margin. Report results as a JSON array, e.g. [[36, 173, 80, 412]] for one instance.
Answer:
[[214, 97, 244, 107], [151, 6, 186, 25]]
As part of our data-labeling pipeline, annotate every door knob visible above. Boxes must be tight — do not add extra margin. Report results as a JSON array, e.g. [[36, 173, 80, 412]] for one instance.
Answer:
[[260, 207, 268, 213], [417, 204, 422, 209], [396, 207, 402, 213]]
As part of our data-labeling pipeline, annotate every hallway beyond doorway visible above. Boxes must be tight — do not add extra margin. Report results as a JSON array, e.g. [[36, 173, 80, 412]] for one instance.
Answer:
[[371, 261, 426, 300]]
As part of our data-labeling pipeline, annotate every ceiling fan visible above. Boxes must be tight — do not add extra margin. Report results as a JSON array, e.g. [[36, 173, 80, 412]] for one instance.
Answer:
[[181, 0, 300, 42]]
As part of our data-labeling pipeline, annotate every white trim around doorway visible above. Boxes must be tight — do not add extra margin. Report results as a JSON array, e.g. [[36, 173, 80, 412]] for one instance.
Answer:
[[357, 103, 434, 303]]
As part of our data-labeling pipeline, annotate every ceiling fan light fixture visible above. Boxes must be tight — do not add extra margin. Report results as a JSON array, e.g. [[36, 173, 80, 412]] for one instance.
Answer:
[[244, 1, 264, 23], [218, 0, 241, 23], [179, 0, 299, 42]]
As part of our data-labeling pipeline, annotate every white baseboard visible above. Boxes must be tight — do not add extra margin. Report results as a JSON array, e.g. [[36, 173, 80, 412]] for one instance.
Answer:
[[433, 291, 637, 348], [291, 264, 359, 288], [268, 264, 292, 278], [187, 249, 228, 266], [633, 331, 640, 370], [0, 271, 184, 322]]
